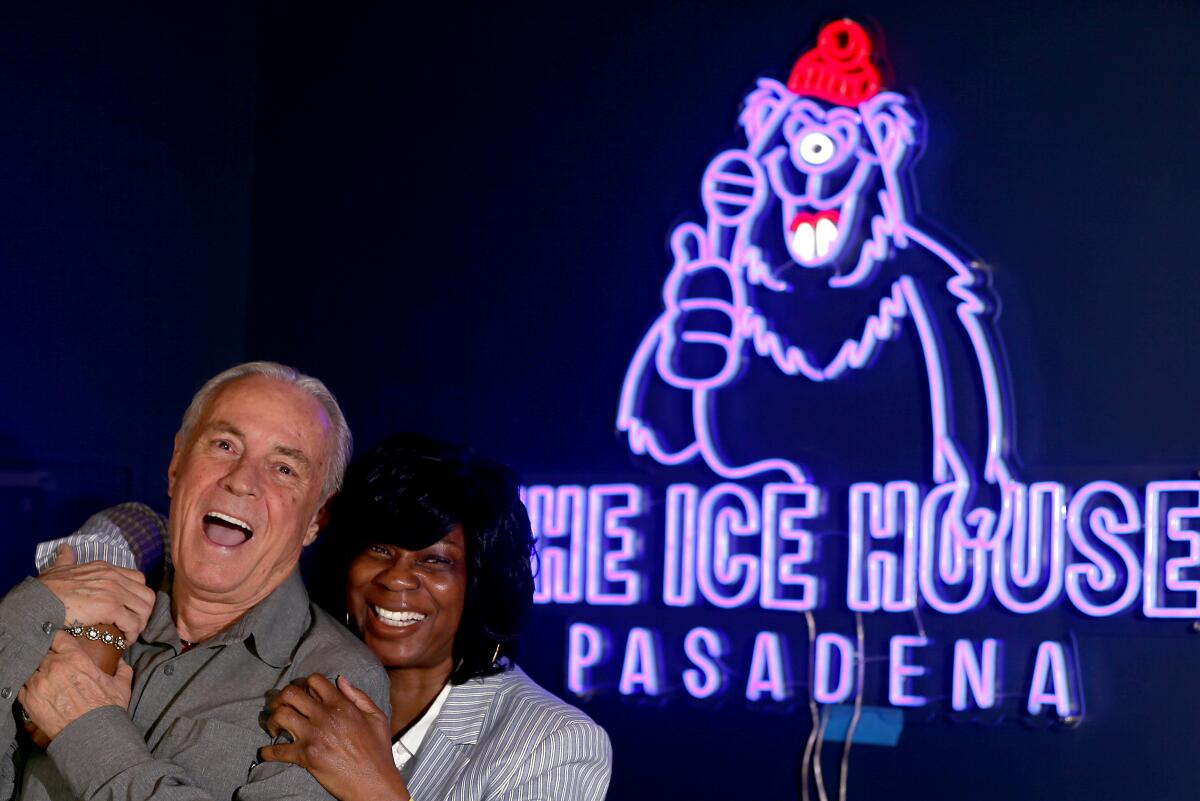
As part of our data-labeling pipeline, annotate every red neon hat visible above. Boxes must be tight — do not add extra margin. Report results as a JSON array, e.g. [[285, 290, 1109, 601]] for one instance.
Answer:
[[786, 19, 882, 106]]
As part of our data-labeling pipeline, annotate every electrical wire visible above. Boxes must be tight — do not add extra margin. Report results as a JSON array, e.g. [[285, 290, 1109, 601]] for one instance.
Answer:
[[800, 610, 832, 801], [812, 705, 831, 801], [800, 610, 819, 801], [910, 603, 927, 640], [1066, 630, 1085, 725], [838, 612, 866, 801]]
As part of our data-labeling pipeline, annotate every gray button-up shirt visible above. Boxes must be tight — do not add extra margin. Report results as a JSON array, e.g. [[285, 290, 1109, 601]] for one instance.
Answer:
[[0, 569, 389, 800]]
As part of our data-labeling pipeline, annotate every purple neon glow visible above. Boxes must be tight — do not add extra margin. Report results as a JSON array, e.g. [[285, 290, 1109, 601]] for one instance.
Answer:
[[918, 483, 989, 614], [527, 485, 587, 605], [528, 478, 1180, 619], [992, 483, 1067, 614], [1026, 641, 1077, 717], [562, 619, 1086, 713], [951, 638, 999, 711], [618, 627, 663, 696], [540, 30, 1187, 700], [888, 635, 929, 707], [760, 483, 820, 611], [616, 60, 1019, 554], [663, 484, 700, 606], [584, 484, 645, 606], [567, 622, 605, 696], [847, 481, 919, 612], [702, 150, 768, 230], [1142, 481, 1200, 618], [696, 483, 763, 608], [813, 632, 855, 704], [745, 631, 790, 702], [1065, 482, 1142, 616], [682, 627, 727, 699]]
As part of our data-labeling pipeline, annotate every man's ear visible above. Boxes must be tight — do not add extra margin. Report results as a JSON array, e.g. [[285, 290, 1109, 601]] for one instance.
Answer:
[[302, 495, 335, 547], [166, 431, 183, 498]]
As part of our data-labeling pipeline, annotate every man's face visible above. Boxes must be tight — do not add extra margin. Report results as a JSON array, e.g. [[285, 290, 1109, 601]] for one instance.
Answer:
[[167, 375, 333, 608]]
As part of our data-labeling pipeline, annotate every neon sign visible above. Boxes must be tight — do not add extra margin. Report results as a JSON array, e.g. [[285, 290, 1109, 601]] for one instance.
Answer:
[[527, 19, 1198, 725]]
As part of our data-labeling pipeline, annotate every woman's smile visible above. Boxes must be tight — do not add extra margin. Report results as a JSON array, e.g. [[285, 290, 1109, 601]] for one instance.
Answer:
[[346, 527, 467, 670]]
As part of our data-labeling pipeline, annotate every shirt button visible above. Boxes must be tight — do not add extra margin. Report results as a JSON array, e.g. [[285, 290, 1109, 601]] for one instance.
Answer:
[[163, 664, 175, 676], [0, 687, 11, 699], [41, 622, 54, 635]]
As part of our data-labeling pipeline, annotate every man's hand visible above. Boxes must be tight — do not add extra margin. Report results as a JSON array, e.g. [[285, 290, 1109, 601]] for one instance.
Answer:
[[260, 674, 409, 801], [18, 632, 134, 740], [37, 544, 156, 641]]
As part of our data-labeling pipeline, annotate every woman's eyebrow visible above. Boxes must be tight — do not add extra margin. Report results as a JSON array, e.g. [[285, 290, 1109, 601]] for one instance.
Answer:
[[427, 538, 466, 553]]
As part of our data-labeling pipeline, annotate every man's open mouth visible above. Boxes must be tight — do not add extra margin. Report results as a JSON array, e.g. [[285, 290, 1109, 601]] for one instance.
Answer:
[[202, 511, 254, 547], [372, 606, 427, 628], [789, 209, 841, 262]]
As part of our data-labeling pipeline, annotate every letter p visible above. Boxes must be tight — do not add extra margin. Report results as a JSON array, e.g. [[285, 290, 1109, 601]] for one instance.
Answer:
[[567, 622, 607, 696]]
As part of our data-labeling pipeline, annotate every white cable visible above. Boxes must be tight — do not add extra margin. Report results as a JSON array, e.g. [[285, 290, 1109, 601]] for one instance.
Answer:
[[911, 603, 927, 639], [838, 612, 866, 801], [813, 705, 831, 801], [800, 611, 819, 801], [801, 611, 832, 801]]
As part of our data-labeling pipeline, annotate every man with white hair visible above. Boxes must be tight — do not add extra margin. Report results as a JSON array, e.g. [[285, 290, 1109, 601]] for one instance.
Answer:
[[0, 362, 389, 800]]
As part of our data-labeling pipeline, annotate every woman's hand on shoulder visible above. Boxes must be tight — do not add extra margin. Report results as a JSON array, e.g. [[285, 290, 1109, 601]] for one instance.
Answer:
[[259, 673, 410, 801]]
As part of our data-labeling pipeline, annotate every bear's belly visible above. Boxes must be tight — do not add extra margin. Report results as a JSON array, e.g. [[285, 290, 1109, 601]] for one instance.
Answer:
[[708, 325, 935, 486]]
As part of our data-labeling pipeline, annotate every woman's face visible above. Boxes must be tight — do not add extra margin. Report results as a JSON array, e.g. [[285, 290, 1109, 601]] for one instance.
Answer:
[[345, 526, 468, 671]]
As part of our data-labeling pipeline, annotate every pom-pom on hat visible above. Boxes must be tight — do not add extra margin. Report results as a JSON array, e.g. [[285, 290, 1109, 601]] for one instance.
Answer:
[[787, 19, 882, 106]]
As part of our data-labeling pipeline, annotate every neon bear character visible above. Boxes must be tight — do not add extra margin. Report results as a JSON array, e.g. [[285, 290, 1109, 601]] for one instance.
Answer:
[[618, 20, 1019, 528]]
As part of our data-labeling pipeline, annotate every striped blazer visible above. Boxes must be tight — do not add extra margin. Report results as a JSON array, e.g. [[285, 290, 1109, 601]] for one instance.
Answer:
[[403, 665, 611, 801]]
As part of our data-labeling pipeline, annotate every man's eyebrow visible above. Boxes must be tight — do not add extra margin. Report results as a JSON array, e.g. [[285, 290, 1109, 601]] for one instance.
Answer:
[[273, 445, 311, 467], [203, 421, 244, 438], [201, 422, 310, 467]]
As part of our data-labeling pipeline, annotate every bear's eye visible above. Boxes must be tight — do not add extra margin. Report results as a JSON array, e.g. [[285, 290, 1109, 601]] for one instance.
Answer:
[[798, 131, 836, 166]]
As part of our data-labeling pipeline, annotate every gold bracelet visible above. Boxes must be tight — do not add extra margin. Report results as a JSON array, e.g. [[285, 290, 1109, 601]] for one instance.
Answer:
[[64, 625, 127, 652]]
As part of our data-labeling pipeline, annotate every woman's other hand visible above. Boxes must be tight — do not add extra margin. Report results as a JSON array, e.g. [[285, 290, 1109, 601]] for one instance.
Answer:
[[260, 673, 410, 801]]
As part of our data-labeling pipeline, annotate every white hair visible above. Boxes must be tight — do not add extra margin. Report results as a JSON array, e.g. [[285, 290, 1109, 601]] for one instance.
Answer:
[[177, 361, 352, 498]]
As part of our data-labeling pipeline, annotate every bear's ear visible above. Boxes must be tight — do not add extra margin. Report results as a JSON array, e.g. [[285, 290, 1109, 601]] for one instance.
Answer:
[[857, 92, 920, 170], [738, 78, 792, 144]]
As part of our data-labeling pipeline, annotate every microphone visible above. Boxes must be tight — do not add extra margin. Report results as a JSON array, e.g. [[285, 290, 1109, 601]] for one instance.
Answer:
[[35, 502, 167, 575], [23, 502, 168, 746]]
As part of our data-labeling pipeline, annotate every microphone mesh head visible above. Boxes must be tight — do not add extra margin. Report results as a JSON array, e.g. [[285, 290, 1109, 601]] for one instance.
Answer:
[[35, 502, 168, 575]]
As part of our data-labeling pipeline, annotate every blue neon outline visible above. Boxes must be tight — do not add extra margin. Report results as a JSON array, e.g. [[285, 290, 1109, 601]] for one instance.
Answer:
[[616, 66, 1020, 558]]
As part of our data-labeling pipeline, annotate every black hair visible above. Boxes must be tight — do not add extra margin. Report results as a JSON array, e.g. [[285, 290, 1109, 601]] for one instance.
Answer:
[[310, 432, 535, 684]]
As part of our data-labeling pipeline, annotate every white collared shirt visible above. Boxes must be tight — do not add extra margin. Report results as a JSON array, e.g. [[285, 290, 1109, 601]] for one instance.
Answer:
[[391, 682, 453, 770]]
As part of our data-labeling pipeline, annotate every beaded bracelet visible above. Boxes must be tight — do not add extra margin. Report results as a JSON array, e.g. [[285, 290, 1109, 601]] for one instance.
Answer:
[[64, 624, 127, 652]]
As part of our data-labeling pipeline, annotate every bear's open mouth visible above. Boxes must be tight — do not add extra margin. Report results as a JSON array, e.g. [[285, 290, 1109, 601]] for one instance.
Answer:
[[789, 209, 841, 262]]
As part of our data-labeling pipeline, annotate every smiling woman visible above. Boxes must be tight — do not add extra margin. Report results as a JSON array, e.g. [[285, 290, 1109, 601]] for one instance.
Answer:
[[347, 526, 467, 675], [260, 433, 612, 801]]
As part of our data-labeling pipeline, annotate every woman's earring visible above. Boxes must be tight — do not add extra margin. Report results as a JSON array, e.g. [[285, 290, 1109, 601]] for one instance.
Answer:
[[491, 643, 502, 666], [344, 612, 350, 626]]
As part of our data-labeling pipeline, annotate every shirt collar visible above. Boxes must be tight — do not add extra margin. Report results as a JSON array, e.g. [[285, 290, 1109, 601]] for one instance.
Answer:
[[138, 568, 312, 669], [392, 682, 453, 769]]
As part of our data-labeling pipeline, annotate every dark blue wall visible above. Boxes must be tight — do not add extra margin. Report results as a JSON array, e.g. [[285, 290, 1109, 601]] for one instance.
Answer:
[[5, 2, 1200, 799], [0, 6, 256, 584], [248, 3, 1200, 800]]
